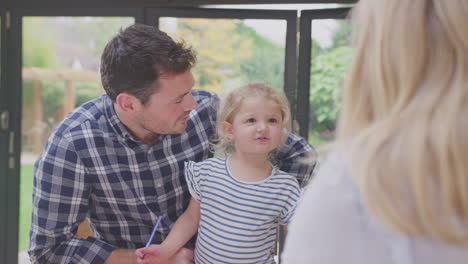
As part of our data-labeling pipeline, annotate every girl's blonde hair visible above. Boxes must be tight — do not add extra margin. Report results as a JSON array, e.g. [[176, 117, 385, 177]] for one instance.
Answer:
[[216, 82, 291, 155], [337, 0, 468, 244]]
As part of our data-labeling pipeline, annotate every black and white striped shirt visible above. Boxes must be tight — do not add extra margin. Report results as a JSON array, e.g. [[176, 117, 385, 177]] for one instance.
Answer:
[[186, 158, 301, 264]]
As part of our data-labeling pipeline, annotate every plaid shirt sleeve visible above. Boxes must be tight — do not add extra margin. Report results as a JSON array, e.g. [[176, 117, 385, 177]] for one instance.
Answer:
[[276, 132, 317, 188], [29, 131, 115, 264]]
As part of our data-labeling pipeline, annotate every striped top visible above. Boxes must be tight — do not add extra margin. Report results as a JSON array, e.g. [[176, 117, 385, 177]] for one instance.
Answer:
[[185, 157, 302, 264]]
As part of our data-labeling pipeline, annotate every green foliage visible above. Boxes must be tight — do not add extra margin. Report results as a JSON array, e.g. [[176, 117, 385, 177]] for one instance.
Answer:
[[331, 20, 351, 50], [19, 164, 34, 251], [42, 81, 65, 121], [308, 131, 326, 147], [163, 18, 253, 94], [234, 21, 278, 50], [75, 82, 104, 106], [309, 45, 352, 133], [56, 17, 134, 57], [22, 18, 59, 68], [235, 22, 285, 90], [308, 19, 352, 137]]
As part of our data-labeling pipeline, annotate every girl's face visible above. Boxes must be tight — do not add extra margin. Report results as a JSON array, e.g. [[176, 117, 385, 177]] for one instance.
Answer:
[[223, 96, 284, 156]]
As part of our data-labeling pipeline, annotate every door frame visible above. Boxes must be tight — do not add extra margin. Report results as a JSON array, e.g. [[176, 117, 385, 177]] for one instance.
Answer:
[[297, 7, 350, 139], [1, 9, 10, 264], [3, 8, 144, 263]]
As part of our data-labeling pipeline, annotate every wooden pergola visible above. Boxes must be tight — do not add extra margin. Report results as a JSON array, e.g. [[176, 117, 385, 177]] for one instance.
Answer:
[[22, 67, 100, 153]]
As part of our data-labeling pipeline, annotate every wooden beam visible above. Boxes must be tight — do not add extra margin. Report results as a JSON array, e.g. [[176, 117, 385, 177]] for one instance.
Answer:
[[64, 80, 75, 115], [22, 67, 100, 82]]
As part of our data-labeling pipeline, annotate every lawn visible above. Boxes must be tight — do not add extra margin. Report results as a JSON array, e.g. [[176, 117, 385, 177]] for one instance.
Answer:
[[19, 164, 34, 251]]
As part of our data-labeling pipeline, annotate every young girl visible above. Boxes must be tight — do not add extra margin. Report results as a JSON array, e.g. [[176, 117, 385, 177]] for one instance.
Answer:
[[135, 82, 302, 264]]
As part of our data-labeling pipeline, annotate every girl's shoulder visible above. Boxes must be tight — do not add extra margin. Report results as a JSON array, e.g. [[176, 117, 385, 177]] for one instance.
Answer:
[[187, 157, 228, 173], [271, 168, 299, 183], [193, 157, 226, 166]]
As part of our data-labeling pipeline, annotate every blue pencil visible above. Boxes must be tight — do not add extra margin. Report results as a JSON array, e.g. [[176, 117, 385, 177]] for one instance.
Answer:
[[146, 216, 163, 248], [143, 215, 163, 257]]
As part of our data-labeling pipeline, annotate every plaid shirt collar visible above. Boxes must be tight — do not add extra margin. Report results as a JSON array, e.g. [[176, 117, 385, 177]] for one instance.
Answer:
[[102, 95, 170, 147]]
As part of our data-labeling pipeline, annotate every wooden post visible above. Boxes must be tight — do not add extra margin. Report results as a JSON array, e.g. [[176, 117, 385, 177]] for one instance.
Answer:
[[64, 79, 75, 117], [33, 80, 44, 154]]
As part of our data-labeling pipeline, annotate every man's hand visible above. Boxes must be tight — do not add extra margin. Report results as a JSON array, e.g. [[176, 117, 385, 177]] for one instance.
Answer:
[[135, 247, 194, 264]]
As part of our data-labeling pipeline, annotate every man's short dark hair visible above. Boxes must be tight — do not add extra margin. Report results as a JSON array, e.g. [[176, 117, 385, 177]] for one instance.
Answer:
[[100, 24, 196, 104]]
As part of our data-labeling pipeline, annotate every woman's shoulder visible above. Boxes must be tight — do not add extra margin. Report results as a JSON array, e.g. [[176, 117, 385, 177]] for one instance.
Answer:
[[290, 147, 468, 264], [283, 148, 386, 263]]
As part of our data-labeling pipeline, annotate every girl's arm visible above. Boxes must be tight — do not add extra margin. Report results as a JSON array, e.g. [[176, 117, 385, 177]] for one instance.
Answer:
[[160, 198, 201, 255], [135, 198, 200, 263]]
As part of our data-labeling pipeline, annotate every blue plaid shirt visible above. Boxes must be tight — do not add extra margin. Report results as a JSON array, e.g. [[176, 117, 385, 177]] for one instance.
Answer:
[[29, 90, 315, 264]]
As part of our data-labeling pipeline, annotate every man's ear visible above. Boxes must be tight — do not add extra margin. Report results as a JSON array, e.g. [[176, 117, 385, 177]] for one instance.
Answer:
[[221, 121, 234, 139], [116, 92, 139, 114]]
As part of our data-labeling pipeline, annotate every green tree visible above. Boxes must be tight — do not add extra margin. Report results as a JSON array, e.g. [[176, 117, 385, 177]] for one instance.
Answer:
[[235, 22, 285, 90], [161, 18, 253, 94], [23, 18, 59, 68], [330, 20, 351, 50], [55, 17, 134, 58], [309, 20, 352, 136]]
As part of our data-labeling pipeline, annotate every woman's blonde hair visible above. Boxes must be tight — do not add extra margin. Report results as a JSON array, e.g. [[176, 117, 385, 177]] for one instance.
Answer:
[[337, 0, 468, 243], [216, 82, 291, 155]]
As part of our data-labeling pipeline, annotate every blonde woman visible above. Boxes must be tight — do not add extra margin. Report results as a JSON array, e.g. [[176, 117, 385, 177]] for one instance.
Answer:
[[283, 0, 468, 263]]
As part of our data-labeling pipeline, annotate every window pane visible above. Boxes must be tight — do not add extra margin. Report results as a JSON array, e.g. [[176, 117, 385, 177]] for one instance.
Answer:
[[160, 17, 286, 95], [19, 16, 134, 264], [308, 19, 351, 146]]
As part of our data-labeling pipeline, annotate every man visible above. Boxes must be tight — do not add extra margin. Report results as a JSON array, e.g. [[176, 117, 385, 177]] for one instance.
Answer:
[[29, 24, 315, 264]]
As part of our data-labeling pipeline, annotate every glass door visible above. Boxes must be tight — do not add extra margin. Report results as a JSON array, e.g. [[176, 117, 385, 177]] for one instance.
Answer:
[[146, 8, 298, 125], [297, 8, 352, 144], [146, 8, 298, 263], [8, 8, 143, 264]]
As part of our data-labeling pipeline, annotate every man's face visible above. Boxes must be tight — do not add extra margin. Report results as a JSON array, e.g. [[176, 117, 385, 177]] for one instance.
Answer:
[[132, 70, 198, 142]]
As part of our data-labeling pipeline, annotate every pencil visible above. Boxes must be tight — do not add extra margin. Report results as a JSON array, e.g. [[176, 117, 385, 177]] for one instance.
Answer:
[[145, 215, 163, 248]]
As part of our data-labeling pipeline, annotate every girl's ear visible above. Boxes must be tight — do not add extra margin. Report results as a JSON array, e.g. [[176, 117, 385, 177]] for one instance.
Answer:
[[222, 121, 234, 139], [116, 92, 140, 114]]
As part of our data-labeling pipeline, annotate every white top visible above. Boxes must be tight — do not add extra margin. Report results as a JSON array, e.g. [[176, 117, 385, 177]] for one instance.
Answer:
[[282, 150, 468, 264], [185, 157, 301, 264]]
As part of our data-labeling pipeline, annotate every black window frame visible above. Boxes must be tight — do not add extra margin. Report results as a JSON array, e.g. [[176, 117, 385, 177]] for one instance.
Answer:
[[1, 9, 9, 264], [297, 7, 351, 139]]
